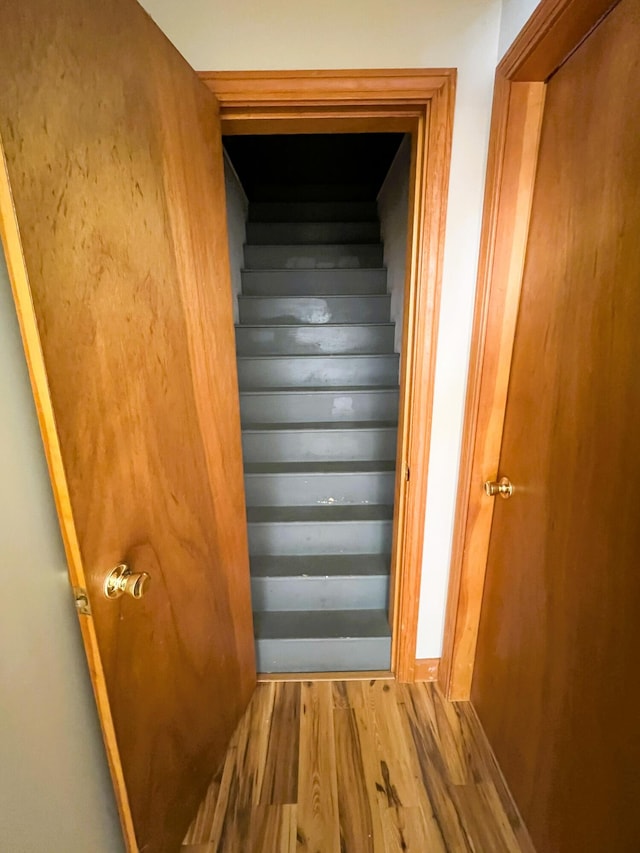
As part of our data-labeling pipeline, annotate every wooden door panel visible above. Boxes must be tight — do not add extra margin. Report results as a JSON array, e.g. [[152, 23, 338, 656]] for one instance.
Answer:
[[472, 1, 640, 851], [0, 1, 255, 850]]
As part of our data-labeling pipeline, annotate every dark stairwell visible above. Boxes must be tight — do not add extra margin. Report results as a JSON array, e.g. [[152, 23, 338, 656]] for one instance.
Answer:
[[225, 134, 407, 672]]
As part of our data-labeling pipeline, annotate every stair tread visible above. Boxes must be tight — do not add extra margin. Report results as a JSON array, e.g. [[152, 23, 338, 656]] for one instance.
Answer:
[[237, 353, 397, 361], [240, 192, 397, 670], [240, 385, 398, 395], [251, 554, 390, 578], [242, 267, 386, 273], [254, 608, 391, 640], [236, 322, 394, 329], [249, 202, 378, 222], [238, 293, 389, 300], [249, 220, 377, 226], [242, 420, 397, 432], [245, 242, 382, 249], [244, 244, 385, 271], [244, 460, 396, 474], [247, 223, 380, 240], [247, 504, 394, 523]]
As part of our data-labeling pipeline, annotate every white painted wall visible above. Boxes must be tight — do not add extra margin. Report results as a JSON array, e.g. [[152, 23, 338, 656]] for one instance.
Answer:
[[498, 0, 541, 57], [223, 147, 249, 323], [377, 135, 411, 355], [0, 248, 124, 852], [139, 0, 503, 658]]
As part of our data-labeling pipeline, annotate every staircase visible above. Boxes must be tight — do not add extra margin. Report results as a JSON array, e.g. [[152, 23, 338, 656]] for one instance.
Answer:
[[236, 199, 399, 672]]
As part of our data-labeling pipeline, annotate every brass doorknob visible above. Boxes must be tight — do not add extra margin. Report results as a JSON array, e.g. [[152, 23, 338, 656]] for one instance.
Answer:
[[104, 563, 151, 599], [484, 476, 514, 499]]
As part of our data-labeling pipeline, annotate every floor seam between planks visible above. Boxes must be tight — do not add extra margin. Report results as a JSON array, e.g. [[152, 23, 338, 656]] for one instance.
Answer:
[[183, 679, 530, 852]]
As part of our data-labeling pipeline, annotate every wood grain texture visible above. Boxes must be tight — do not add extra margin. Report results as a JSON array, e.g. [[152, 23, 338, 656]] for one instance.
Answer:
[[500, 0, 620, 81], [219, 115, 419, 135], [460, 704, 536, 853], [443, 0, 625, 710], [0, 2, 255, 850], [0, 62, 140, 853], [259, 671, 394, 683], [440, 79, 545, 700], [0, 139, 141, 848], [202, 70, 456, 684], [260, 682, 301, 805], [335, 706, 384, 852], [200, 69, 454, 106], [413, 658, 440, 681], [185, 680, 530, 852], [390, 79, 455, 682], [472, 1, 640, 850], [297, 681, 340, 853]]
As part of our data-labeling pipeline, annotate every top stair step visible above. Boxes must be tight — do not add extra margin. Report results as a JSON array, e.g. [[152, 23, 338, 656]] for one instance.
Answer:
[[246, 221, 380, 245], [244, 243, 384, 270], [249, 201, 378, 222]]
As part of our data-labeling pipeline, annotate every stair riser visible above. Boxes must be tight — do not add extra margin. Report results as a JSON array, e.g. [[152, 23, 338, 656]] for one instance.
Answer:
[[235, 324, 395, 356], [242, 429, 397, 463], [242, 268, 387, 296], [238, 355, 399, 389], [247, 221, 380, 245], [256, 636, 391, 673], [244, 471, 396, 506], [244, 244, 384, 269], [251, 575, 389, 611], [247, 519, 392, 556], [240, 390, 399, 424], [238, 296, 390, 325], [249, 201, 378, 222]]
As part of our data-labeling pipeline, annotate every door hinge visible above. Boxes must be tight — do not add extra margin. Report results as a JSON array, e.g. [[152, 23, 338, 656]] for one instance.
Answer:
[[73, 587, 92, 616], [405, 464, 410, 483]]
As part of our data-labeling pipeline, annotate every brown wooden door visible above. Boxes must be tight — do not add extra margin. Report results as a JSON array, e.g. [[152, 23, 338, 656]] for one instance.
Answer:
[[0, 1, 255, 851], [471, 1, 640, 851]]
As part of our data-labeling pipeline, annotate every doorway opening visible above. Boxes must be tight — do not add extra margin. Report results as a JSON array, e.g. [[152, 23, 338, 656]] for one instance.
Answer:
[[223, 133, 409, 673], [202, 69, 456, 681]]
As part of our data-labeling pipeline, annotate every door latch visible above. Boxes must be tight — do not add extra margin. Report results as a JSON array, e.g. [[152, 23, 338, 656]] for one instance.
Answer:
[[73, 587, 92, 616]]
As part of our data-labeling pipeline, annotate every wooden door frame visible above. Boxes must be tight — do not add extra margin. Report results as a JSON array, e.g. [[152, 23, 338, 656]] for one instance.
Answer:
[[439, 0, 621, 700], [200, 70, 456, 682]]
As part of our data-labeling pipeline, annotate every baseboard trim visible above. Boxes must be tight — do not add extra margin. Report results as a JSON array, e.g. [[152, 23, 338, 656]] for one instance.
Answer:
[[414, 658, 440, 681], [466, 702, 537, 853], [257, 670, 393, 682]]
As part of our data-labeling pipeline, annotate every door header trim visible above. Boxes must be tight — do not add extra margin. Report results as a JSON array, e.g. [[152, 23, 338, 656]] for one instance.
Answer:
[[200, 68, 456, 682]]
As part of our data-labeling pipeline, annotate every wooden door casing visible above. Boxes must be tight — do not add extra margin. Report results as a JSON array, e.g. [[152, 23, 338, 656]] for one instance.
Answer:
[[0, 1, 256, 850], [202, 69, 457, 683], [471, 1, 640, 850], [442, 0, 622, 700]]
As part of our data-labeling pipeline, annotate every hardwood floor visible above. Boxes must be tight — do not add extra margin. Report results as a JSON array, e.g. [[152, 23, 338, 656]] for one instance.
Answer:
[[182, 679, 532, 852]]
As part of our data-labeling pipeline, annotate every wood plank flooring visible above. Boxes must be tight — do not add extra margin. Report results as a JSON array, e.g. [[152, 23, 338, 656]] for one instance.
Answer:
[[182, 680, 533, 852]]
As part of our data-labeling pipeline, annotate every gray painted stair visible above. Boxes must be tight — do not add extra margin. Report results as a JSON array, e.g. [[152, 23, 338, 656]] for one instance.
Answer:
[[249, 201, 378, 222], [235, 323, 395, 355], [240, 387, 399, 424], [236, 200, 398, 672], [246, 221, 380, 245], [244, 461, 396, 506], [238, 294, 391, 324], [241, 268, 387, 296], [237, 354, 399, 388], [247, 504, 393, 556], [241, 421, 397, 463], [254, 609, 391, 672], [251, 555, 390, 611], [244, 243, 384, 269]]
